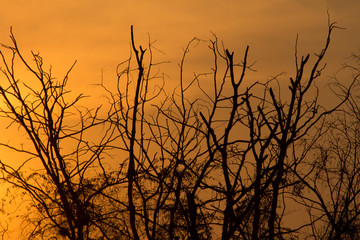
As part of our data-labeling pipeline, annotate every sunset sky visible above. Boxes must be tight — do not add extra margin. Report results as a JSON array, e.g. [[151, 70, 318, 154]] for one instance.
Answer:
[[0, 0, 359, 94], [0, 1, 359, 238]]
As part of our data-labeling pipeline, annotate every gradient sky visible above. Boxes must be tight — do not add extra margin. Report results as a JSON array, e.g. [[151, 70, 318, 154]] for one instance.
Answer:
[[0, 2, 357, 169], [0, 0, 358, 172], [0, 1, 359, 237], [0, 0, 359, 94]]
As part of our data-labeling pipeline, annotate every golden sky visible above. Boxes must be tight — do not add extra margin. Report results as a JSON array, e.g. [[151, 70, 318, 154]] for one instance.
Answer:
[[0, 1, 358, 169], [0, 1, 359, 238], [0, 0, 359, 92], [0, 0, 358, 173]]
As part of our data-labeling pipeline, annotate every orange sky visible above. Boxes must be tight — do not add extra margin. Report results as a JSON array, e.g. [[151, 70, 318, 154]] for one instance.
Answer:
[[0, 1, 359, 238], [0, 0, 359, 196], [0, 0, 359, 93], [0, 0, 357, 186]]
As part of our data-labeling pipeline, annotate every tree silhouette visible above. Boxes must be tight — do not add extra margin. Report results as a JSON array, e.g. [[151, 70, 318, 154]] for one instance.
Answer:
[[0, 29, 127, 240], [0, 22, 356, 240], [292, 53, 360, 240]]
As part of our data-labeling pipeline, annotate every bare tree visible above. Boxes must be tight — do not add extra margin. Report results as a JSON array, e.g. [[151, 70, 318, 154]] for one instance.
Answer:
[[0, 21, 355, 240], [100, 22, 346, 240], [176, 21, 346, 240], [0, 29, 127, 240], [99, 26, 210, 240], [291, 52, 360, 240]]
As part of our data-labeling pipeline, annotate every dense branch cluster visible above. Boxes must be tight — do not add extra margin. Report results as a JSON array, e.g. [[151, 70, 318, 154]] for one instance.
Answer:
[[0, 23, 358, 240]]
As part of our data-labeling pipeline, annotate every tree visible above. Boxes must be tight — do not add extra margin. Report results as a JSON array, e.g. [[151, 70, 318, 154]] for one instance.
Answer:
[[0, 29, 128, 240], [292, 52, 360, 240], [99, 21, 348, 240], [0, 21, 355, 240], [178, 21, 347, 240]]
